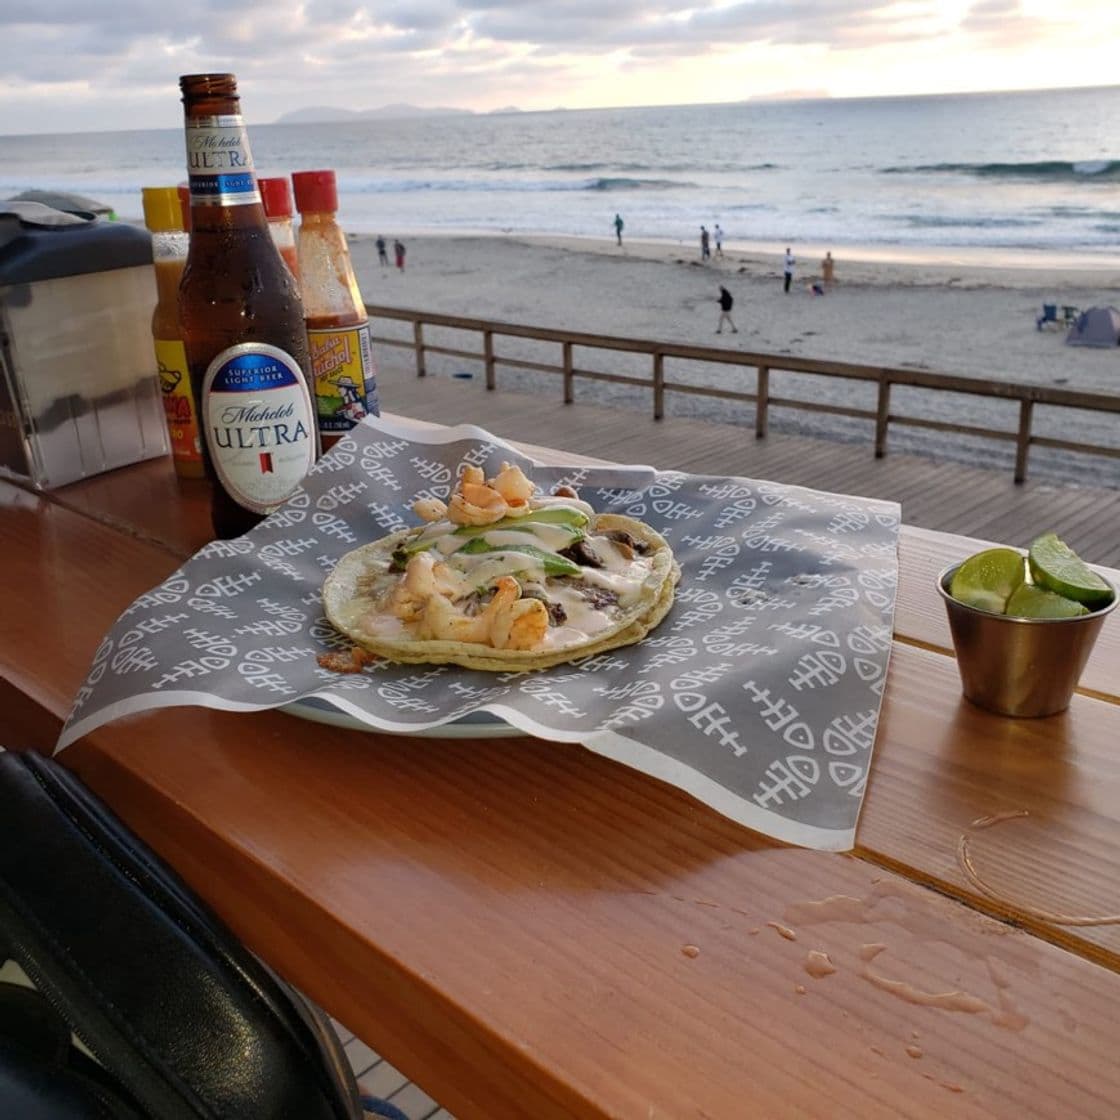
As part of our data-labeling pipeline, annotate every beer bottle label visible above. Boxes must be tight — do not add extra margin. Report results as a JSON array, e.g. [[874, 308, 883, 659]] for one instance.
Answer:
[[184, 114, 261, 206], [154, 338, 203, 466], [202, 344, 316, 515], [307, 321, 380, 432]]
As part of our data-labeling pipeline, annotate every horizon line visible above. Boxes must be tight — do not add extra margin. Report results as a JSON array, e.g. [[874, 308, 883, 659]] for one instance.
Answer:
[[2, 80, 1118, 139]]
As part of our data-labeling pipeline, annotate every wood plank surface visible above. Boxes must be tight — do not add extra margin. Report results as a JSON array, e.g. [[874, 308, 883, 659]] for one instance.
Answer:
[[858, 643, 1120, 965], [5, 409, 1120, 1116], [60, 712, 1120, 1120], [375, 366, 1120, 565]]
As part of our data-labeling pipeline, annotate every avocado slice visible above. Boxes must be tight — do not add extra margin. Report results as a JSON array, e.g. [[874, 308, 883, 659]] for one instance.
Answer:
[[453, 505, 588, 536], [458, 537, 582, 577]]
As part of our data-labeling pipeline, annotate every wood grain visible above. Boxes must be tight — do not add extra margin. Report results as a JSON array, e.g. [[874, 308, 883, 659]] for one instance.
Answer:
[[858, 643, 1120, 965], [5, 432, 1120, 1115], [62, 715, 1120, 1120]]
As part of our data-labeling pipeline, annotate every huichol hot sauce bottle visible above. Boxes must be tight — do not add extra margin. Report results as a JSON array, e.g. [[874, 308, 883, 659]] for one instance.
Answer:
[[141, 185, 204, 479], [292, 169, 380, 450], [177, 73, 317, 540]]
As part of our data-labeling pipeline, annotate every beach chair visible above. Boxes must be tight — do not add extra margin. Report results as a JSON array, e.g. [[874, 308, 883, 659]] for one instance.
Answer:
[[1062, 305, 1081, 326], [1036, 304, 1060, 331]]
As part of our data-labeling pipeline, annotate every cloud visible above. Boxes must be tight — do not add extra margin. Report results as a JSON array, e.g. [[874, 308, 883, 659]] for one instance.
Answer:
[[0, 0, 1114, 133]]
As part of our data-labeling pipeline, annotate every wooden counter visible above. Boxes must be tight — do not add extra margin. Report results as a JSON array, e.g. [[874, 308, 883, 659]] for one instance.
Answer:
[[3, 433, 1120, 1119]]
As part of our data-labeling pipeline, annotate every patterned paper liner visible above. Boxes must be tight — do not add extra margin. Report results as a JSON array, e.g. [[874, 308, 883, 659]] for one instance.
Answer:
[[59, 416, 900, 852]]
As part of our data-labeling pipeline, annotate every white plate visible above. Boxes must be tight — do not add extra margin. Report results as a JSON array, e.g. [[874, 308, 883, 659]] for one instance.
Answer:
[[283, 696, 526, 738]]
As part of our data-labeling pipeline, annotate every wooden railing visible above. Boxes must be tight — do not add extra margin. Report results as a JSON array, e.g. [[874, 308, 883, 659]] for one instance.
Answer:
[[364, 303, 1120, 484]]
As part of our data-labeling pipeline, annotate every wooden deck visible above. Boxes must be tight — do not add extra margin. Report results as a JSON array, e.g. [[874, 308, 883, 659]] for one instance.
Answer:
[[334, 1016, 455, 1120], [379, 364, 1120, 566]]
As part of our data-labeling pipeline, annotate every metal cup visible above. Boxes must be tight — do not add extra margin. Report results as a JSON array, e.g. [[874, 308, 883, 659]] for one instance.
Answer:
[[937, 561, 1117, 718]]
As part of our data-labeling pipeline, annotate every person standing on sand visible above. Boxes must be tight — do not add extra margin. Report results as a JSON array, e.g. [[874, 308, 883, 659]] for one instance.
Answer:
[[783, 247, 795, 293], [714, 224, 724, 256], [700, 226, 711, 261], [376, 236, 388, 267], [716, 286, 738, 334], [822, 250, 835, 287], [614, 213, 624, 246], [394, 239, 406, 271]]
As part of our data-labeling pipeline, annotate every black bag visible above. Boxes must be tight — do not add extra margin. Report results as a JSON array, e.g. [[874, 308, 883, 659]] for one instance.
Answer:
[[0, 749, 364, 1120]]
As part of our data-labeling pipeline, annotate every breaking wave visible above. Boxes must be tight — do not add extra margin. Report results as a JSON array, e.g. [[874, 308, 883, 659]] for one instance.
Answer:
[[882, 160, 1120, 182]]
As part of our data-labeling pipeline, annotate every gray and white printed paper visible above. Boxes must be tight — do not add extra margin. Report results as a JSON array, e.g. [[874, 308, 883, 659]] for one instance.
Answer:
[[59, 416, 900, 851]]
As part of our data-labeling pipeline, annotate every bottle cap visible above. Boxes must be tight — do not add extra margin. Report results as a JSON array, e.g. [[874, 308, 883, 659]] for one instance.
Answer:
[[259, 176, 294, 219], [141, 186, 184, 233], [292, 169, 338, 214]]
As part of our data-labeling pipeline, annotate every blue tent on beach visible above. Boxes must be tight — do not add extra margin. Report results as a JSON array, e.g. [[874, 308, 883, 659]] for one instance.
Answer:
[[1065, 306, 1120, 348]]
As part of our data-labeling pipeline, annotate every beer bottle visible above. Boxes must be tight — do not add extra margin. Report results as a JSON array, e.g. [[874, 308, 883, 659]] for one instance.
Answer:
[[292, 169, 379, 450], [177, 73, 317, 540]]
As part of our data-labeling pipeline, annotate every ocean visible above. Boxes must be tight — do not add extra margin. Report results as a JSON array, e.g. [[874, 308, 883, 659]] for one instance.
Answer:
[[4, 85, 1120, 262]]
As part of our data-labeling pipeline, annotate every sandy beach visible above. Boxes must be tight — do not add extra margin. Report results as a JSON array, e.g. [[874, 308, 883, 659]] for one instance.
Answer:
[[347, 234, 1120, 488]]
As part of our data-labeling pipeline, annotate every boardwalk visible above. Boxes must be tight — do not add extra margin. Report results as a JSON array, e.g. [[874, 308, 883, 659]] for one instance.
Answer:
[[379, 364, 1120, 566]]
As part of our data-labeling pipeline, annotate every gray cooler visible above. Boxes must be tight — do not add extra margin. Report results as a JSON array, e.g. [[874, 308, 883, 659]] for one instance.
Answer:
[[0, 204, 167, 489]]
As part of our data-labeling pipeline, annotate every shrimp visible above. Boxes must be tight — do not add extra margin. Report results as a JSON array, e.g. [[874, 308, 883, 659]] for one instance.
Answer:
[[416, 593, 489, 643], [412, 497, 448, 523], [388, 552, 462, 621], [413, 576, 548, 651], [448, 484, 508, 526], [492, 462, 535, 506], [488, 592, 548, 650], [466, 577, 547, 650]]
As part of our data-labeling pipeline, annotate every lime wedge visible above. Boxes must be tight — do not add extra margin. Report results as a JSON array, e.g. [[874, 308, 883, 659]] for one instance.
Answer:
[[1027, 533, 1113, 607], [949, 548, 1025, 614], [1005, 583, 1088, 619]]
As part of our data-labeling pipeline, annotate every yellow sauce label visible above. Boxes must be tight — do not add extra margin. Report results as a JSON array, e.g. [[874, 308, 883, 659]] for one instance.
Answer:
[[154, 337, 202, 464], [307, 321, 380, 432]]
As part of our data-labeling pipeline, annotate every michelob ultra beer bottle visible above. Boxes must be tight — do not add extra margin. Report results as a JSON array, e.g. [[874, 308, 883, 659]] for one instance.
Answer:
[[178, 73, 317, 539]]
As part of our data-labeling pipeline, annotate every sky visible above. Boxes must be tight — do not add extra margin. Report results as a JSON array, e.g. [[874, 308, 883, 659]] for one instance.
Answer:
[[2, 0, 1120, 134]]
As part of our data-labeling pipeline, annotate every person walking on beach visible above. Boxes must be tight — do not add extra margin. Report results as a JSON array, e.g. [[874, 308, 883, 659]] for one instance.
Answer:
[[376, 235, 388, 267], [700, 226, 711, 261], [821, 250, 835, 287], [614, 213, 624, 246], [394, 239, 406, 271], [783, 247, 795, 293], [714, 224, 724, 257], [716, 285, 738, 334]]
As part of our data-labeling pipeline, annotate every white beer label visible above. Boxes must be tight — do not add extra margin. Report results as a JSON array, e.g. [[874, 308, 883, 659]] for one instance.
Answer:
[[202, 344, 316, 515], [185, 114, 261, 206]]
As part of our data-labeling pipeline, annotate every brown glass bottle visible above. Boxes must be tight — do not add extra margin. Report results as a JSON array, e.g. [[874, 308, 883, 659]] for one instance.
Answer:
[[177, 73, 318, 540]]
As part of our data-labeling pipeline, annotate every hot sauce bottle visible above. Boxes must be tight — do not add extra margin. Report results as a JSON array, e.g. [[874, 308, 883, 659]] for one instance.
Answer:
[[292, 169, 380, 450], [141, 186, 204, 479], [177, 73, 317, 540], [259, 176, 300, 280]]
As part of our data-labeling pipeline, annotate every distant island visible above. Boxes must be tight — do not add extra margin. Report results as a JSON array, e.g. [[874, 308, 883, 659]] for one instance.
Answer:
[[276, 103, 479, 125]]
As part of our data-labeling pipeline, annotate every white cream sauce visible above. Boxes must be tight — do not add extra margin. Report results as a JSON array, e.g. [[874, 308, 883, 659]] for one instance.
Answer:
[[385, 509, 656, 647]]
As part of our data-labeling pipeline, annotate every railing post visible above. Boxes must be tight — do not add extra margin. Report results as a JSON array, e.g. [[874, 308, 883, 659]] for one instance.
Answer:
[[1014, 399, 1034, 484], [563, 341, 574, 404], [653, 352, 665, 420], [755, 365, 769, 439], [874, 377, 891, 458], [413, 320, 426, 378], [484, 330, 495, 391]]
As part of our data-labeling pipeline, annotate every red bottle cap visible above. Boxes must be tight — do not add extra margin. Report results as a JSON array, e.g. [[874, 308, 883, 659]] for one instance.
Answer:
[[259, 176, 294, 219], [292, 169, 338, 214]]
